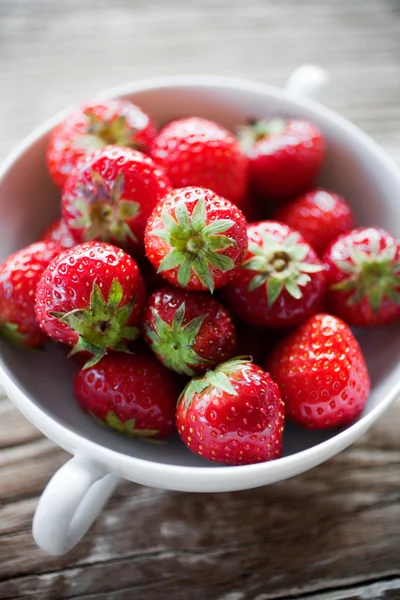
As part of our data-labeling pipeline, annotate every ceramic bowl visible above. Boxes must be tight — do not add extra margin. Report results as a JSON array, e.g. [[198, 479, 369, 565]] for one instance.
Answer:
[[1, 66, 399, 555]]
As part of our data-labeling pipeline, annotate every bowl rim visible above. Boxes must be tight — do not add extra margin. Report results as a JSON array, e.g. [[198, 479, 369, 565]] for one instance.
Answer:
[[1, 74, 400, 488]]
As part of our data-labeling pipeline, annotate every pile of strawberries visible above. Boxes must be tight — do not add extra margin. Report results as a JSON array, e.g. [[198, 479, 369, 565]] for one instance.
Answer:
[[1, 97, 399, 466]]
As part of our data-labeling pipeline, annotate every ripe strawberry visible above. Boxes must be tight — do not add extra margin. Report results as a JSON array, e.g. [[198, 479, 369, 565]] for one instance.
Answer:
[[150, 117, 248, 206], [75, 349, 181, 440], [62, 146, 170, 255], [143, 287, 236, 376], [47, 98, 157, 189], [145, 187, 247, 293], [323, 227, 400, 326], [266, 314, 370, 429], [35, 241, 145, 367], [221, 221, 326, 327], [0, 241, 61, 346], [275, 189, 354, 255], [239, 118, 325, 202], [176, 357, 284, 465], [42, 218, 76, 249]]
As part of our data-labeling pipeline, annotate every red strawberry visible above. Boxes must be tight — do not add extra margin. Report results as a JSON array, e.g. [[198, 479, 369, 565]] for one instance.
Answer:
[[239, 118, 325, 202], [221, 221, 326, 327], [42, 218, 76, 249], [176, 357, 284, 465], [62, 146, 170, 255], [35, 241, 145, 367], [266, 314, 370, 429], [143, 287, 236, 376], [323, 227, 400, 326], [275, 189, 354, 255], [150, 117, 248, 206], [47, 98, 157, 189], [0, 241, 61, 346], [75, 349, 181, 440], [145, 187, 247, 293]]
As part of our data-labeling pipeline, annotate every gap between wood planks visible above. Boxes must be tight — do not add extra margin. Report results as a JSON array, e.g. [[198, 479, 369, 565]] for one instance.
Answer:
[[2, 569, 400, 600]]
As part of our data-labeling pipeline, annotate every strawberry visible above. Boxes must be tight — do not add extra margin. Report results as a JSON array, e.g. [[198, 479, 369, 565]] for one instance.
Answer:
[[266, 314, 370, 429], [0, 241, 62, 346], [275, 189, 354, 255], [150, 117, 248, 206], [221, 221, 326, 327], [47, 98, 157, 189], [42, 218, 76, 249], [176, 357, 284, 465], [239, 118, 325, 202], [62, 146, 170, 255], [75, 348, 181, 440], [323, 227, 400, 326], [35, 241, 145, 367], [143, 287, 236, 376], [145, 187, 247, 293]]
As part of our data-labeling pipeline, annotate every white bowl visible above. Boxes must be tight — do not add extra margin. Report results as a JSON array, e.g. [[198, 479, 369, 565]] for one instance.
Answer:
[[1, 66, 400, 555]]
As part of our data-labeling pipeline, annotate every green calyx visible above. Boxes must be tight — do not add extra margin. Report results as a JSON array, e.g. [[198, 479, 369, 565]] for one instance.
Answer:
[[238, 118, 286, 153], [145, 302, 210, 376], [51, 278, 139, 369], [75, 111, 140, 150], [0, 322, 28, 346], [179, 356, 252, 412], [151, 197, 237, 293], [70, 170, 140, 247], [91, 411, 158, 438], [243, 231, 323, 307], [332, 238, 400, 312]]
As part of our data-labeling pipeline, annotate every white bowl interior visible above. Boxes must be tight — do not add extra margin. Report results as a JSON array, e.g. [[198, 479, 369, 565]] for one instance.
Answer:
[[1, 78, 400, 470]]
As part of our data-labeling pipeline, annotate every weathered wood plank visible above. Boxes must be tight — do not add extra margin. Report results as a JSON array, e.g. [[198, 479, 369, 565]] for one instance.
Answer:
[[1, 446, 400, 598], [0, 438, 68, 502], [0, 399, 42, 449]]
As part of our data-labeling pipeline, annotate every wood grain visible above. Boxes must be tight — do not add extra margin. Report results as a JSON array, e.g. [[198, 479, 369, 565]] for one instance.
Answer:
[[1, 0, 400, 598]]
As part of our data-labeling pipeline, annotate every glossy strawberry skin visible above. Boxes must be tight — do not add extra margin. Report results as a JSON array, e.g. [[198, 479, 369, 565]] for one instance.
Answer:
[[221, 221, 327, 328], [247, 120, 325, 202], [47, 99, 157, 189], [75, 349, 181, 440], [176, 360, 284, 465], [323, 228, 400, 326], [143, 287, 237, 375], [275, 189, 354, 255], [266, 314, 370, 429], [62, 146, 170, 255], [42, 218, 76, 249], [150, 117, 248, 206], [35, 241, 145, 347], [0, 241, 62, 346], [145, 187, 248, 292]]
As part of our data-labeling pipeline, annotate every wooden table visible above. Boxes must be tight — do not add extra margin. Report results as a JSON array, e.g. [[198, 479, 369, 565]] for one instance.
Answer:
[[1, 1, 400, 598]]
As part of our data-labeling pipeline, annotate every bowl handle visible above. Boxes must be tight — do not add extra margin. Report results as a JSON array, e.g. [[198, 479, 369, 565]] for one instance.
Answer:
[[285, 64, 330, 102], [32, 455, 119, 555]]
